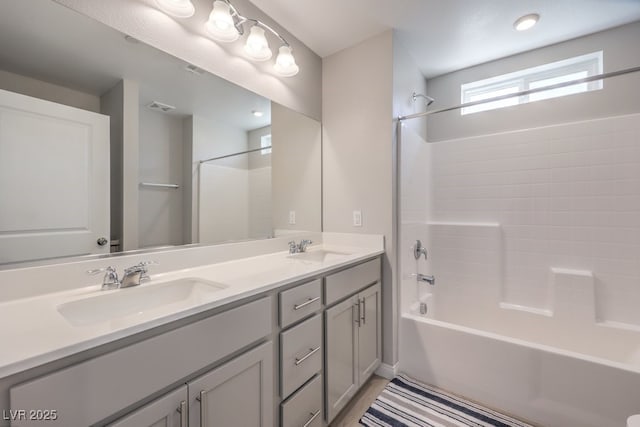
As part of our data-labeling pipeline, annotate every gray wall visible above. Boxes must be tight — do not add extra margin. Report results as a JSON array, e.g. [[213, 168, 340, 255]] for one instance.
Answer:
[[322, 31, 396, 365], [138, 108, 185, 248], [271, 103, 322, 233], [427, 21, 640, 141], [0, 69, 100, 113], [100, 82, 124, 248]]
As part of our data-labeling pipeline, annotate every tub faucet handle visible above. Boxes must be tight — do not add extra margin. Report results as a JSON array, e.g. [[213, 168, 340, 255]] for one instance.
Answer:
[[414, 240, 428, 260]]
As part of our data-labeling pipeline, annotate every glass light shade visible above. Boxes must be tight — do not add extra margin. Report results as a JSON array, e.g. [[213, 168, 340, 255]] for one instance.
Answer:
[[154, 0, 195, 18], [274, 45, 299, 77], [244, 26, 272, 61], [514, 13, 539, 31], [206, 1, 240, 42]]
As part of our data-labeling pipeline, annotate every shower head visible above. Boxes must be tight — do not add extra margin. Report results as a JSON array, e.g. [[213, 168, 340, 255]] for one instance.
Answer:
[[412, 92, 434, 106]]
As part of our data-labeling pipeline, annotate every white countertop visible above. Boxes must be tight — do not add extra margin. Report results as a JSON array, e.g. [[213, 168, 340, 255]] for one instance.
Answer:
[[0, 239, 383, 378]]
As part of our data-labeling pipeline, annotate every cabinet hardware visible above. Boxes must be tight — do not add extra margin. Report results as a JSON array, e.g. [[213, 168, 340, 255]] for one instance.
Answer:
[[302, 409, 321, 427], [295, 346, 321, 366], [361, 298, 366, 325], [354, 302, 360, 326], [176, 400, 187, 427], [196, 390, 207, 427], [294, 296, 320, 311]]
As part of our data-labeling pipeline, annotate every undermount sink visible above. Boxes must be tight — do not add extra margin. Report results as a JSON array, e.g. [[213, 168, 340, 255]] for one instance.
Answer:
[[287, 249, 352, 263], [57, 278, 228, 327]]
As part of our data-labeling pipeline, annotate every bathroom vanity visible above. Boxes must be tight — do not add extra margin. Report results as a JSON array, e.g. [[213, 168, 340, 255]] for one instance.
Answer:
[[0, 234, 383, 426]]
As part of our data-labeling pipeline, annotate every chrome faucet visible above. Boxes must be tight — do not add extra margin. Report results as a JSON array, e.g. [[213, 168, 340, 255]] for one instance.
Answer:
[[88, 261, 156, 290], [288, 239, 313, 254], [87, 266, 120, 290]]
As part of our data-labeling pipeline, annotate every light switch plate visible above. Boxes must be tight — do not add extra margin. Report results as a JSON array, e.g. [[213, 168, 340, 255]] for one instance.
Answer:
[[353, 210, 362, 227], [289, 211, 296, 225]]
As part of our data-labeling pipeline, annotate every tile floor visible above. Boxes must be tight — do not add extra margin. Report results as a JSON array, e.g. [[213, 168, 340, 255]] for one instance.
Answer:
[[329, 375, 390, 427]]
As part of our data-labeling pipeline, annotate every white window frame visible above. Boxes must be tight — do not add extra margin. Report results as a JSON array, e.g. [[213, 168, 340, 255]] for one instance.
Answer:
[[260, 134, 272, 155], [461, 51, 603, 115]]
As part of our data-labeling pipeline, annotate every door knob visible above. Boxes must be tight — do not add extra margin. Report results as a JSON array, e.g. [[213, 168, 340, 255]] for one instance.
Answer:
[[97, 237, 108, 246]]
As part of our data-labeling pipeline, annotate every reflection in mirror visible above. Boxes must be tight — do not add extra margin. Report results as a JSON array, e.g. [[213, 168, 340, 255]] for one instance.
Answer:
[[0, 0, 321, 266], [197, 102, 322, 245]]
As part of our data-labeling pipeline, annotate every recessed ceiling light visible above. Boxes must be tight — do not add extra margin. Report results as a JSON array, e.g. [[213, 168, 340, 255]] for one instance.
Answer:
[[514, 13, 540, 31], [252, 110, 264, 117]]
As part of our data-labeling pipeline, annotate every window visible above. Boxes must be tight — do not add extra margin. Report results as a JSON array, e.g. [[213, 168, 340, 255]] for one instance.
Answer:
[[260, 134, 272, 155], [461, 51, 603, 115]]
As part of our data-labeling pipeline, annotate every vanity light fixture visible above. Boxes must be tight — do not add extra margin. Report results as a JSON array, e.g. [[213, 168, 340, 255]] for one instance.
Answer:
[[205, 0, 299, 76], [514, 13, 540, 31], [154, 0, 195, 18], [244, 26, 272, 61], [206, 0, 240, 42], [154, 0, 299, 76]]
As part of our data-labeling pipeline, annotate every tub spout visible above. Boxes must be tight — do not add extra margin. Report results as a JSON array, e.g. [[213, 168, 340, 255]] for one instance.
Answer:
[[417, 274, 435, 285]]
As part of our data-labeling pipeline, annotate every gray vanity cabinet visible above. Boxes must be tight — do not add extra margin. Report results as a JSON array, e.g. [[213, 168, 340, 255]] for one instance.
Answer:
[[357, 283, 382, 384], [108, 386, 188, 427], [188, 341, 273, 427], [325, 295, 359, 422], [325, 278, 381, 423]]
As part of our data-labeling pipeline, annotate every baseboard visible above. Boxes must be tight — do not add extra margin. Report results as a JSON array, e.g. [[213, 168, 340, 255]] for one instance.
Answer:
[[375, 362, 399, 379]]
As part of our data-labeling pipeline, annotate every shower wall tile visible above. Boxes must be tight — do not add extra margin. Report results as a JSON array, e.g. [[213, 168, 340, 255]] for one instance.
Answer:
[[425, 113, 640, 326]]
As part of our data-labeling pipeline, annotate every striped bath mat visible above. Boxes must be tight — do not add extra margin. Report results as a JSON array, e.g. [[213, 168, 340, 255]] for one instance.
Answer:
[[360, 375, 533, 427]]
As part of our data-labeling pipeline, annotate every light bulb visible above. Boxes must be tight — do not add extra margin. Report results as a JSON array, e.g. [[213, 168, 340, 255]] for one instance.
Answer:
[[244, 26, 272, 61], [154, 0, 195, 18], [514, 13, 539, 31], [206, 1, 240, 42], [274, 45, 299, 77]]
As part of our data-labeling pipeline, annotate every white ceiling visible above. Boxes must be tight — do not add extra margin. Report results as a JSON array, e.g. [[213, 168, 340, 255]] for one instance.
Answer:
[[0, 0, 271, 130], [249, 0, 640, 78]]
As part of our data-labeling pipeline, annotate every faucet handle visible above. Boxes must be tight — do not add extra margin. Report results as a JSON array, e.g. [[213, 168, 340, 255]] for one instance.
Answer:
[[87, 266, 119, 290], [135, 261, 158, 282], [288, 241, 298, 253]]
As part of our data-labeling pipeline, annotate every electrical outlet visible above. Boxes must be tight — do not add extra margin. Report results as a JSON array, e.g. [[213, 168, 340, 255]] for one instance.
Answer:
[[353, 210, 362, 227], [289, 210, 296, 225]]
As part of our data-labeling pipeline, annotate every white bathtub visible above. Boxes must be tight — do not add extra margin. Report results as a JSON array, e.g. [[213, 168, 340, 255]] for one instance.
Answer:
[[399, 296, 640, 427]]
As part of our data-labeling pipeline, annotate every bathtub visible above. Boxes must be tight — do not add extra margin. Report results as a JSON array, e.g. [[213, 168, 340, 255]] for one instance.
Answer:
[[399, 295, 640, 427]]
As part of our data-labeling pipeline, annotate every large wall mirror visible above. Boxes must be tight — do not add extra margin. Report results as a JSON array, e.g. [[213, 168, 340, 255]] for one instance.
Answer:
[[0, 0, 321, 267]]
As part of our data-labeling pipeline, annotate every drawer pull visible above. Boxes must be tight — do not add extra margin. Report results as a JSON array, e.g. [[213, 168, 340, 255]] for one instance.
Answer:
[[294, 296, 320, 311], [196, 390, 207, 427], [302, 410, 321, 427], [361, 298, 366, 324], [176, 400, 187, 427], [295, 346, 321, 366]]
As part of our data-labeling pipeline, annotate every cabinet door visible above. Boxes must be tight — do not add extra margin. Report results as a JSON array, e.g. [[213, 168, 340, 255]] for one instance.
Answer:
[[188, 341, 273, 427], [325, 295, 359, 423], [108, 386, 188, 427], [357, 283, 382, 385]]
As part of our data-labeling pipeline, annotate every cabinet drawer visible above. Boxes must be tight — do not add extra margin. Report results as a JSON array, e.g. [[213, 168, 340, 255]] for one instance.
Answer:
[[10, 297, 272, 427], [324, 258, 380, 306], [281, 375, 322, 427], [279, 278, 321, 327], [280, 314, 322, 398]]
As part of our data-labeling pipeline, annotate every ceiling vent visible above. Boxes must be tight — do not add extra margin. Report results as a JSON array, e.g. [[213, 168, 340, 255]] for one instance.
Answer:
[[147, 101, 176, 113], [185, 64, 205, 75]]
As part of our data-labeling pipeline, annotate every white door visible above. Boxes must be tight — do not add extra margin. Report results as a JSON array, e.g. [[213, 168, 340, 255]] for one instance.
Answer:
[[0, 88, 110, 264]]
